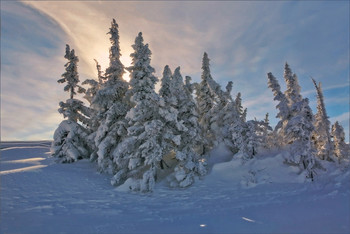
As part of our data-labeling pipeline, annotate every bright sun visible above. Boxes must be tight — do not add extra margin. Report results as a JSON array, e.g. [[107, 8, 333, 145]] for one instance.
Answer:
[[95, 50, 132, 82]]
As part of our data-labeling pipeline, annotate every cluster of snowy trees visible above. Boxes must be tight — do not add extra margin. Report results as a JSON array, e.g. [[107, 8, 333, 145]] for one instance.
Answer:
[[267, 65, 349, 180], [52, 19, 349, 192]]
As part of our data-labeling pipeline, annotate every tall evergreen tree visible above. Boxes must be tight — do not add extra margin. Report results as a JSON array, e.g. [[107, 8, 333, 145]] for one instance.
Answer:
[[284, 63, 302, 106], [331, 121, 350, 160], [170, 67, 206, 187], [285, 98, 317, 180], [82, 59, 104, 105], [92, 19, 129, 172], [267, 72, 290, 147], [224, 81, 233, 103], [311, 79, 334, 161], [196, 52, 217, 152], [211, 81, 234, 144], [267, 72, 290, 127], [185, 76, 195, 94], [268, 64, 318, 180], [235, 92, 244, 117], [80, 59, 106, 160], [221, 99, 243, 153], [92, 19, 128, 114], [58, 44, 86, 99], [201, 52, 223, 100], [111, 33, 180, 192], [51, 44, 91, 163], [159, 65, 176, 106]]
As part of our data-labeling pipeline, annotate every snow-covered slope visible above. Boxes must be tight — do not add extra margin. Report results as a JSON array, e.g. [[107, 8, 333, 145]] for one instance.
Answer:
[[1, 142, 349, 233]]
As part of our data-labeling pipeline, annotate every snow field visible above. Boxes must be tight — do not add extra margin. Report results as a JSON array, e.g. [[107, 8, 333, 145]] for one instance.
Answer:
[[1, 142, 349, 233]]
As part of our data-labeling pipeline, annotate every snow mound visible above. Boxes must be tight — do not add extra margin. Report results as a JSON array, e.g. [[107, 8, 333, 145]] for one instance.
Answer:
[[208, 149, 348, 188]]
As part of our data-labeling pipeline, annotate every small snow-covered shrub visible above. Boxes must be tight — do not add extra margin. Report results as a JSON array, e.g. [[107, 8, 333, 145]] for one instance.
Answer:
[[51, 120, 90, 163]]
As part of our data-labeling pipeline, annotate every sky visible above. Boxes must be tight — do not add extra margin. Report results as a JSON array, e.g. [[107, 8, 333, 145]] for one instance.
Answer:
[[1, 1, 349, 142]]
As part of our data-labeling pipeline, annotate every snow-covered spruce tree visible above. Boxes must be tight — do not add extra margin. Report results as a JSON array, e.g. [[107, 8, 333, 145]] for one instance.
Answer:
[[159, 65, 176, 106], [111, 33, 181, 192], [221, 98, 243, 153], [311, 79, 334, 161], [267, 72, 290, 147], [199, 53, 235, 146], [211, 81, 234, 143], [241, 108, 248, 122], [201, 53, 225, 102], [263, 113, 275, 149], [168, 67, 207, 187], [91, 19, 129, 173], [331, 121, 350, 160], [51, 44, 91, 163], [267, 65, 318, 180], [285, 98, 317, 180], [196, 52, 217, 153], [185, 76, 195, 94], [157, 65, 185, 157], [284, 63, 302, 106], [82, 59, 104, 105], [82, 59, 105, 131], [235, 92, 244, 118], [224, 81, 233, 103], [241, 119, 272, 159], [81, 59, 105, 161], [58, 44, 86, 100], [268, 63, 303, 148]]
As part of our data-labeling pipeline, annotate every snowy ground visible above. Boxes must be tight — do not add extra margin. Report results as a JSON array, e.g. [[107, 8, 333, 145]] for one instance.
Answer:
[[1, 141, 349, 234]]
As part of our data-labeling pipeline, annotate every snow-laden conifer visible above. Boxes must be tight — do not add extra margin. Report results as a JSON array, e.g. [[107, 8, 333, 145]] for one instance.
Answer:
[[169, 67, 207, 187], [185, 76, 195, 94], [267, 72, 290, 142], [58, 45, 86, 99], [267, 72, 290, 122], [263, 113, 275, 149], [224, 81, 233, 103], [284, 63, 302, 106], [51, 120, 90, 163], [285, 98, 317, 180], [311, 79, 334, 161], [201, 53, 226, 103], [92, 19, 128, 114], [211, 81, 234, 144], [80, 59, 106, 160], [331, 121, 350, 160], [52, 45, 91, 163], [82, 59, 104, 105], [196, 53, 217, 152], [241, 120, 272, 159], [159, 65, 177, 106], [111, 33, 180, 192], [221, 99, 242, 153], [235, 92, 244, 118], [268, 65, 318, 180], [92, 19, 129, 172], [267, 65, 302, 148]]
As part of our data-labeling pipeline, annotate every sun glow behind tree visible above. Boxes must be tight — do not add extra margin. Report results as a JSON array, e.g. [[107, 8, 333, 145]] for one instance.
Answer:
[[91, 47, 132, 82]]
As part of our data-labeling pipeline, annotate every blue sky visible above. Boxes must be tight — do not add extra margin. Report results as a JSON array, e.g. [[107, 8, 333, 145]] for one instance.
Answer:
[[1, 1, 349, 141]]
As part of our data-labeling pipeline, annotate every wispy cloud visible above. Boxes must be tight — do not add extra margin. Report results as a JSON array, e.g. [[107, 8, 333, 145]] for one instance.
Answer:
[[1, 2, 69, 140], [302, 83, 350, 97], [1, 1, 349, 141]]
